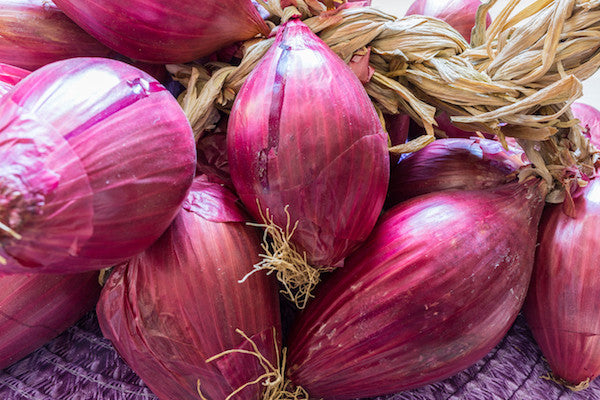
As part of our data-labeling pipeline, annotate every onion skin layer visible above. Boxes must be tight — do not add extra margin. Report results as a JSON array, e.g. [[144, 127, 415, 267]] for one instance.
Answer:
[[227, 18, 389, 267], [0, 0, 115, 70], [52, 0, 270, 63], [0, 58, 196, 274], [97, 178, 281, 400], [0, 271, 101, 369], [524, 178, 600, 386], [0, 63, 28, 98], [287, 180, 545, 399], [387, 138, 524, 207]]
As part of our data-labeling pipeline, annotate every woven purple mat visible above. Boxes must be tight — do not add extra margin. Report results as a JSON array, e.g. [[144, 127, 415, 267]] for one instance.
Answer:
[[1, 313, 598, 400]]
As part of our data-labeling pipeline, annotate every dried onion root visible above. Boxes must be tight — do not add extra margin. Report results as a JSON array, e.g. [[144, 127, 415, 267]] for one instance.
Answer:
[[168, 0, 600, 201], [198, 328, 309, 400], [241, 204, 330, 310], [542, 373, 591, 392]]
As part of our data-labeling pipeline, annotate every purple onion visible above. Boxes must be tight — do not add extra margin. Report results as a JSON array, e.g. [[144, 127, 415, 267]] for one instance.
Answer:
[[52, 0, 271, 63], [0, 58, 196, 274], [0, 0, 116, 70], [0, 271, 101, 369], [287, 179, 546, 399], [387, 138, 524, 207], [524, 177, 600, 389], [97, 177, 281, 400], [227, 18, 389, 268]]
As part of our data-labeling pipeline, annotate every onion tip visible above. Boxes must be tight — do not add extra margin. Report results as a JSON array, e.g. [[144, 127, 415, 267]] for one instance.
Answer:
[[244, 203, 329, 309]]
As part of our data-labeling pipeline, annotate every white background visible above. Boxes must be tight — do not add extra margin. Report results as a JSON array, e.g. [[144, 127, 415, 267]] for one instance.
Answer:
[[370, 0, 600, 108]]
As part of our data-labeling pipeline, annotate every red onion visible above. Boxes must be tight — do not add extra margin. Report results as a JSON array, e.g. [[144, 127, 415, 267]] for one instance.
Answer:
[[286, 179, 546, 399], [524, 177, 600, 389], [52, 0, 271, 63], [0, 63, 28, 97], [387, 138, 524, 207], [405, 0, 492, 42], [0, 271, 101, 369], [97, 177, 281, 400], [227, 18, 389, 270], [572, 102, 600, 150], [0, 57, 196, 274], [0, 0, 115, 70]]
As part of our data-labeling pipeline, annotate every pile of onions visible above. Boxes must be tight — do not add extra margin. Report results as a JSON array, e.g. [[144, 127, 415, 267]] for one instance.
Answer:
[[0, 57, 196, 274], [0, 271, 101, 369], [52, 0, 271, 63], [387, 138, 525, 207], [227, 17, 389, 302], [286, 179, 546, 399], [0, 0, 115, 70], [97, 177, 281, 400]]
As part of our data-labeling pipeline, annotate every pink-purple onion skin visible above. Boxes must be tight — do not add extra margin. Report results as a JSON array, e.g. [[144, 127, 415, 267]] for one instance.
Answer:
[[0, 63, 28, 97], [0, 0, 116, 71], [0, 57, 196, 274], [524, 178, 600, 387], [0, 271, 101, 369], [286, 179, 546, 399], [227, 18, 389, 268], [387, 138, 525, 207], [405, 0, 492, 42], [97, 177, 281, 400], [572, 102, 600, 150], [52, 0, 271, 63]]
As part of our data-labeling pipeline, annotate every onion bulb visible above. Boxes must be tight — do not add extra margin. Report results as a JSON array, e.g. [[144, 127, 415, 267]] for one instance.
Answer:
[[97, 177, 281, 400], [0, 57, 196, 274], [287, 179, 546, 399], [524, 177, 600, 389]]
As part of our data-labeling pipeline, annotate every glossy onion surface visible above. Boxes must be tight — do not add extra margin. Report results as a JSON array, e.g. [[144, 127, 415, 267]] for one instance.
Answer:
[[97, 178, 281, 400], [525, 178, 600, 386], [0, 271, 101, 369], [387, 138, 524, 207], [0, 0, 115, 70], [52, 0, 270, 63], [0, 58, 196, 274], [287, 180, 545, 399], [227, 18, 389, 267]]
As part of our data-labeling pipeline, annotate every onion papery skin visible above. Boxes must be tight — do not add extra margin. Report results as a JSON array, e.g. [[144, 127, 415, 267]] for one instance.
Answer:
[[572, 102, 600, 150], [0, 0, 116, 71], [97, 178, 281, 400], [387, 138, 524, 207], [524, 178, 600, 386], [227, 18, 389, 267], [287, 180, 546, 399], [405, 0, 492, 42], [0, 57, 196, 274], [0, 63, 28, 98], [0, 271, 101, 369], [52, 0, 271, 63]]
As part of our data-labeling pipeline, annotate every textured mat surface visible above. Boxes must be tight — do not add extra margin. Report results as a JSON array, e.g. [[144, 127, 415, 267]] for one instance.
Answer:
[[1, 313, 599, 400]]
